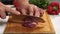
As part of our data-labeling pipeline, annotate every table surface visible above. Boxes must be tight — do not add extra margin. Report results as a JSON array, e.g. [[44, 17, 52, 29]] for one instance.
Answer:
[[0, 5, 60, 34]]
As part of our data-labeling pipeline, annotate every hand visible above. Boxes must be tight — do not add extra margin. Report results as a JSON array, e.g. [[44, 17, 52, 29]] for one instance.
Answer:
[[16, 3, 44, 17], [0, 2, 20, 19]]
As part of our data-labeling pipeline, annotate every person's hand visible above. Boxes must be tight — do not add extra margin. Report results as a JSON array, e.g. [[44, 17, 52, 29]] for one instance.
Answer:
[[0, 2, 20, 19], [16, 3, 44, 17]]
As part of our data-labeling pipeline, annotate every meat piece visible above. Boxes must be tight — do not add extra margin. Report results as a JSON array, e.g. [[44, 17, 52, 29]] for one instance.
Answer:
[[22, 16, 38, 28]]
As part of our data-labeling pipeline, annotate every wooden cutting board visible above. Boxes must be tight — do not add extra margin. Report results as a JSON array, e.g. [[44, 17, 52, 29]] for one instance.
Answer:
[[4, 11, 55, 34]]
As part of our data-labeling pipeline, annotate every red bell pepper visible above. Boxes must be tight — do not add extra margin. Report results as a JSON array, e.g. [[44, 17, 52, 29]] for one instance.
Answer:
[[47, 2, 60, 15]]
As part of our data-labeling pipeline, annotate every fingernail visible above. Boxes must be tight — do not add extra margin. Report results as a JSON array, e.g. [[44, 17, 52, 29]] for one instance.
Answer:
[[17, 12, 20, 15]]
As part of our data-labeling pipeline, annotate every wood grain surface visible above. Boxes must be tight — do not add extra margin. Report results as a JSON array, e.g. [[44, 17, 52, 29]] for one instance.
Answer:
[[4, 11, 55, 34]]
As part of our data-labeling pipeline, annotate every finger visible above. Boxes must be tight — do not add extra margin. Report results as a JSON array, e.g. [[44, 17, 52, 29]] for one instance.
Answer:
[[21, 9, 27, 15], [5, 7, 20, 15], [0, 12, 6, 19], [38, 8, 44, 17], [0, 8, 6, 19], [29, 5, 34, 16], [34, 6, 40, 17], [34, 6, 44, 17]]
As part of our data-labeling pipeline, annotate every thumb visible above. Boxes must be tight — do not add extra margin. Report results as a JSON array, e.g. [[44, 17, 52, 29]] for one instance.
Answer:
[[5, 7, 20, 15]]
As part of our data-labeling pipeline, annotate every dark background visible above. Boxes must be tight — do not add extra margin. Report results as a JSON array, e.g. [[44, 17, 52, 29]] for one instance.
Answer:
[[0, 0, 13, 5]]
